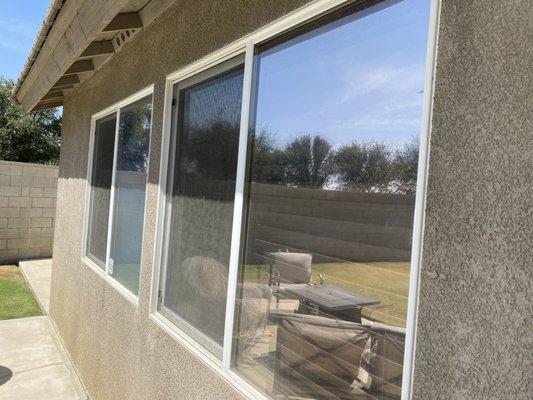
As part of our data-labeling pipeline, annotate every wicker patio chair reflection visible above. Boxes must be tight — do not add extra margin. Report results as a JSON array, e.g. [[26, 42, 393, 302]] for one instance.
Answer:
[[269, 312, 406, 400]]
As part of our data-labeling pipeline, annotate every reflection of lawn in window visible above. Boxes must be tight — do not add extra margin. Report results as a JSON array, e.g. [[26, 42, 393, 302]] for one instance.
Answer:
[[0, 265, 42, 320], [243, 262, 410, 327], [111, 263, 140, 295]]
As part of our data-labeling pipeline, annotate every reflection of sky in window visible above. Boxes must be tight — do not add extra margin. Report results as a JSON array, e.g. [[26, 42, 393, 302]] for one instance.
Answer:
[[254, 0, 430, 149]]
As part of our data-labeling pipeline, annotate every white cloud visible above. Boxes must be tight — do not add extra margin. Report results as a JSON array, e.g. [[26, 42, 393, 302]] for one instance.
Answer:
[[339, 63, 425, 105]]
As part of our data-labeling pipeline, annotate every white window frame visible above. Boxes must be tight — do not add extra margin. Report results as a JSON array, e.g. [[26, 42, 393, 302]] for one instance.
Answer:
[[82, 85, 154, 305], [149, 0, 441, 399]]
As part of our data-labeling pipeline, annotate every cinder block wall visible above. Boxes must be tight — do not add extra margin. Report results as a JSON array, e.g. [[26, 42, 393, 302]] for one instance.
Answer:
[[0, 160, 58, 262]]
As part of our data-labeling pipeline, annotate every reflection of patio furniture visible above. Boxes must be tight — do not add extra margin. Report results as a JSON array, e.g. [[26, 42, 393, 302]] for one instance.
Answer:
[[282, 284, 380, 323], [179, 256, 272, 352], [269, 312, 406, 400], [267, 251, 313, 285], [269, 312, 373, 399], [361, 320, 406, 399], [266, 251, 325, 305], [234, 282, 273, 357]]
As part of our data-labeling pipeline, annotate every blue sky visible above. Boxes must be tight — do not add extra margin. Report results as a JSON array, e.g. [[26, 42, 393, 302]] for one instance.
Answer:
[[255, 0, 430, 150], [0, 1, 50, 80]]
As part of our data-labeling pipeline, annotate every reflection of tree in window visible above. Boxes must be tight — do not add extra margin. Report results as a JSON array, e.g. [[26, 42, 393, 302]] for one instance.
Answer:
[[250, 129, 418, 194], [173, 67, 243, 200], [180, 120, 239, 181], [118, 102, 151, 172]]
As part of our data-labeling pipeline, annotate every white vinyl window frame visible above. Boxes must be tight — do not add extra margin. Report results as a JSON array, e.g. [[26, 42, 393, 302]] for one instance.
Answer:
[[82, 85, 154, 305], [149, 0, 441, 399]]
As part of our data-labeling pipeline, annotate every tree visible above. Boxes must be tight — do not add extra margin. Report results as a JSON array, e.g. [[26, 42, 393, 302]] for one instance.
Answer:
[[311, 135, 332, 187], [0, 77, 61, 165], [185, 120, 240, 181], [250, 129, 288, 185], [285, 134, 332, 188], [117, 100, 151, 171], [391, 138, 419, 194], [330, 142, 392, 192]]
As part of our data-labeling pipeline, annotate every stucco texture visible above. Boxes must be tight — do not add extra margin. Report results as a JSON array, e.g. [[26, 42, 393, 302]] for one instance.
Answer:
[[50, 1, 311, 399], [411, 1, 532, 400], [50, 0, 532, 399]]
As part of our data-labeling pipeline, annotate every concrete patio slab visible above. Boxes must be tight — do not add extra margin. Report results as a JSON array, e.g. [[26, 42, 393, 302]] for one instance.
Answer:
[[19, 258, 52, 314], [0, 316, 87, 400]]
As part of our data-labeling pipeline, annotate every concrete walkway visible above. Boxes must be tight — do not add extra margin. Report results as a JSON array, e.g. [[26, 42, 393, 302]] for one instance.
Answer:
[[0, 259, 88, 399], [20, 258, 52, 314], [0, 317, 87, 400]]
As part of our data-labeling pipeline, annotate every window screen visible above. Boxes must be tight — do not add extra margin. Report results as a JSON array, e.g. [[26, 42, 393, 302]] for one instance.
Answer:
[[161, 61, 244, 357]]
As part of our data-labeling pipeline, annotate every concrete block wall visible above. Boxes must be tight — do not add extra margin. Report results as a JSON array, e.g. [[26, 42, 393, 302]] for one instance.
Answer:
[[0, 160, 58, 262]]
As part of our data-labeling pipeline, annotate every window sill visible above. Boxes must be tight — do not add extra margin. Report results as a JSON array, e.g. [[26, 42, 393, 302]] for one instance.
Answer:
[[81, 256, 139, 307], [148, 311, 268, 400]]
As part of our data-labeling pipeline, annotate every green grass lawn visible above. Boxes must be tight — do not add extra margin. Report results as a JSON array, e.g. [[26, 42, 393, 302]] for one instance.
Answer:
[[243, 261, 410, 327], [0, 265, 42, 320]]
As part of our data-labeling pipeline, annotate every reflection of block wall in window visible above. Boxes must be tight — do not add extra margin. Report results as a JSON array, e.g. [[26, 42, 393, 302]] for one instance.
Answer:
[[112, 170, 147, 265], [247, 183, 415, 264]]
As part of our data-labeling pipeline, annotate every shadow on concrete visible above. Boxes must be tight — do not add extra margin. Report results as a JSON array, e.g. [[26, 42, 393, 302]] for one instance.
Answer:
[[0, 366, 13, 386]]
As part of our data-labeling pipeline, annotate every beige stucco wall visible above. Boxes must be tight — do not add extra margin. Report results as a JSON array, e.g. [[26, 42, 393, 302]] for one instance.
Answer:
[[50, 0, 532, 399], [411, 1, 531, 399], [50, 1, 310, 399]]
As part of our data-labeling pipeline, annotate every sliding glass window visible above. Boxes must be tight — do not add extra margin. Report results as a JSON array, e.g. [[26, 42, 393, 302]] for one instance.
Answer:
[[233, 1, 430, 398], [85, 92, 153, 297], [156, 0, 432, 398], [159, 57, 244, 357]]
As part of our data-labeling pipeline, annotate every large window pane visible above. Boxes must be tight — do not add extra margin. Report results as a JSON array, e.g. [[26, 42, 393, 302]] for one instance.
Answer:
[[109, 95, 152, 295], [162, 62, 244, 356], [87, 114, 116, 267], [233, 1, 430, 399]]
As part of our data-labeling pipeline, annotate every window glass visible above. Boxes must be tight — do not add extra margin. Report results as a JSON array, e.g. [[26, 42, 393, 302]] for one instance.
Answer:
[[108, 95, 152, 295], [87, 114, 116, 267], [161, 62, 244, 356], [233, 1, 430, 399]]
